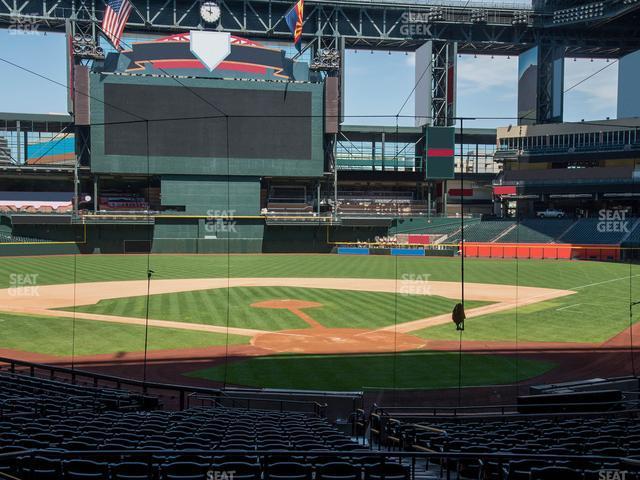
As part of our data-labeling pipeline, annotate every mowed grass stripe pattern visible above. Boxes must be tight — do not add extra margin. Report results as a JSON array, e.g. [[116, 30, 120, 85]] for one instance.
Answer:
[[0, 253, 635, 289], [1, 254, 638, 343], [0, 312, 249, 357], [65, 287, 488, 331], [186, 352, 556, 391]]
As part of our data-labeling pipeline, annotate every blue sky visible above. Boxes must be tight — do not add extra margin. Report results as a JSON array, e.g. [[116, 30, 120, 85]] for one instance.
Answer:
[[0, 28, 619, 129]]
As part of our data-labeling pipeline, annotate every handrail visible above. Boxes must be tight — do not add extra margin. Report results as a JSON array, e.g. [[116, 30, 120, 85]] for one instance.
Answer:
[[0, 356, 360, 416], [0, 356, 222, 410], [372, 399, 640, 419], [186, 393, 328, 418]]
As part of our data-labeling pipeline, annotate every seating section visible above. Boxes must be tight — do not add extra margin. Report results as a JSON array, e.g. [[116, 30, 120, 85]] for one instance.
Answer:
[[624, 221, 640, 246], [408, 414, 639, 456], [338, 200, 428, 216], [336, 191, 429, 217], [2, 406, 357, 451], [428, 217, 640, 246], [0, 372, 148, 416], [5, 453, 408, 480], [0, 231, 51, 243], [99, 194, 150, 212], [499, 219, 574, 243], [446, 220, 515, 243], [559, 218, 635, 244], [2, 371, 640, 479], [393, 414, 640, 479], [267, 202, 314, 214], [0, 406, 385, 480]]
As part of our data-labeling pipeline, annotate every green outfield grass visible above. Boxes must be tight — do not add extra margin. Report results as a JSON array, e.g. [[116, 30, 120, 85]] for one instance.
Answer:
[[0, 253, 634, 289], [186, 352, 556, 391], [0, 254, 637, 345], [0, 253, 616, 287], [0, 311, 249, 356], [64, 286, 488, 331], [414, 288, 633, 344]]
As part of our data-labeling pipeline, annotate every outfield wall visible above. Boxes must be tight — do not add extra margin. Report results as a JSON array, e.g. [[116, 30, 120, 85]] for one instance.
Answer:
[[462, 242, 622, 261], [0, 217, 627, 260], [0, 217, 389, 255]]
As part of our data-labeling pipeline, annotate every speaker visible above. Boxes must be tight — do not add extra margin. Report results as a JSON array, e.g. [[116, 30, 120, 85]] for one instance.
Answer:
[[324, 76, 339, 134], [73, 65, 90, 126]]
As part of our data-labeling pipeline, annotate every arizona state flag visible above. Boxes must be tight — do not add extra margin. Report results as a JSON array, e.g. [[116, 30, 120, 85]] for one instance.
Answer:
[[285, 0, 304, 52]]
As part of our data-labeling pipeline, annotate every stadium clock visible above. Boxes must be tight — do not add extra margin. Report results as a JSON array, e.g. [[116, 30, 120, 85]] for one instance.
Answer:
[[200, 1, 221, 23]]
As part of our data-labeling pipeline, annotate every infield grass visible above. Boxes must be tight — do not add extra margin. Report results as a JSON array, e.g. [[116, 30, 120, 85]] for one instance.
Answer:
[[0, 254, 638, 344], [64, 286, 488, 331], [0, 311, 249, 357]]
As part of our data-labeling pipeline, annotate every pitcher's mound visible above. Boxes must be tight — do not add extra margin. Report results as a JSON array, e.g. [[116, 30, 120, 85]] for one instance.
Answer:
[[251, 299, 323, 310], [252, 328, 426, 354]]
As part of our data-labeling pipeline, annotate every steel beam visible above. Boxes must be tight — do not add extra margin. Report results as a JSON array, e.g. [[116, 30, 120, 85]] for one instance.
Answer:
[[2, 0, 640, 57]]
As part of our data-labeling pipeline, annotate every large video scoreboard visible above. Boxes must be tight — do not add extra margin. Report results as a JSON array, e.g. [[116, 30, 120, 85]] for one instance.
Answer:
[[90, 74, 324, 177]]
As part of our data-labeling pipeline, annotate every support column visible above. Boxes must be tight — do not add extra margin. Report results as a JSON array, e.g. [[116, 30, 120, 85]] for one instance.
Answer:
[[93, 175, 98, 212], [431, 41, 457, 127], [443, 180, 448, 216], [381, 132, 385, 171], [16, 121, 21, 163]]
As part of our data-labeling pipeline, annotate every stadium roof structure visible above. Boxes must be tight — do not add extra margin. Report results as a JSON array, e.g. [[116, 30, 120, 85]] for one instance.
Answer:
[[1, 0, 640, 56], [0, 112, 73, 133]]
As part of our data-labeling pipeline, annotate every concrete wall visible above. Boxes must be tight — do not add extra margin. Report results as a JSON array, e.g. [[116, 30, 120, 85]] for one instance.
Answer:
[[0, 218, 400, 256], [160, 176, 261, 215]]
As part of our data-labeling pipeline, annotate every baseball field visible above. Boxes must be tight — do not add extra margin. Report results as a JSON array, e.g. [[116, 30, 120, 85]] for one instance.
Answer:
[[0, 253, 637, 392]]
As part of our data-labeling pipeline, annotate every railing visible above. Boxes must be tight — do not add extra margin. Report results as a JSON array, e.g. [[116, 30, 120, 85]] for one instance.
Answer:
[[0, 356, 360, 424], [336, 156, 423, 173], [187, 393, 328, 418], [371, 400, 640, 420], [496, 142, 640, 156], [370, 403, 640, 455]]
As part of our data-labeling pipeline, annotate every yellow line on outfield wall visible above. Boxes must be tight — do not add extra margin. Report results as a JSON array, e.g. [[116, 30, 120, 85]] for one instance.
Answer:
[[80, 214, 338, 221]]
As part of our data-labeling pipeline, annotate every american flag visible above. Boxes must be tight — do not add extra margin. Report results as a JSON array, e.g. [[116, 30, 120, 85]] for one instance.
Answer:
[[102, 0, 132, 50]]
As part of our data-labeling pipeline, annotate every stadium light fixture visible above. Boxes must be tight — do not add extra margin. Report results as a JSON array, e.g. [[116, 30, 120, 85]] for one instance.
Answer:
[[552, 2, 605, 25], [511, 11, 529, 25], [470, 8, 487, 24]]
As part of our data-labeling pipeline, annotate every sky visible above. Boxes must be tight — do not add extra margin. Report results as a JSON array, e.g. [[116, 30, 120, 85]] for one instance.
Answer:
[[0, 27, 620, 130]]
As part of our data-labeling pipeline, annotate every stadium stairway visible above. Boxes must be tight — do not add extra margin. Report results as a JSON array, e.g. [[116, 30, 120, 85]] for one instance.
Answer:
[[0, 137, 11, 165], [492, 223, 518, 242], [445, 220, 515, 243]]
